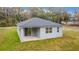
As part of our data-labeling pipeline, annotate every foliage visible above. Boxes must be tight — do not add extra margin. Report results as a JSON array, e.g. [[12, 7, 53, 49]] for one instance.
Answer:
[[0, 7, 73, 26]]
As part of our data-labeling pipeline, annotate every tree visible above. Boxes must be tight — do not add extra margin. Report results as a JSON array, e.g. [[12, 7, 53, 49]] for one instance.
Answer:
[[47, 7, 65, 23], [62, 12, 70, 24], [0, 7, 22, 26]]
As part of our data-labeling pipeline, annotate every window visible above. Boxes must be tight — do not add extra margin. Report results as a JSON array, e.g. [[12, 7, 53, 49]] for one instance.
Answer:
[[57, 27, 59, 32], [46, 28, 52, 33]]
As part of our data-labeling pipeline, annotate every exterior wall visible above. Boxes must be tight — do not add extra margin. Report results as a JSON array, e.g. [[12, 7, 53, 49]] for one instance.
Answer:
[[20, 28, 25, 40], [17, 27, 25, 42], [39, 27, 63, 39]]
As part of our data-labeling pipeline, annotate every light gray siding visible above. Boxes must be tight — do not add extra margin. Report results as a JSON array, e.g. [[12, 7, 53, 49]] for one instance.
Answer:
[[39, 27, 63, 39]]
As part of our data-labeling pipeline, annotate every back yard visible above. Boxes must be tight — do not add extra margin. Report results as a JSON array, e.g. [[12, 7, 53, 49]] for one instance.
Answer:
[[0, 26, 79, 51]]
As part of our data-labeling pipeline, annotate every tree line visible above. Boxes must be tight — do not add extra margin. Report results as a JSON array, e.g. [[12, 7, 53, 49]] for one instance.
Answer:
[[0, 7, 79, 27]]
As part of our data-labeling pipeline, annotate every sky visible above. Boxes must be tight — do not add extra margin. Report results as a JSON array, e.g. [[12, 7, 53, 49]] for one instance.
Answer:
[[65, 7, 78, 14], [21, 7, 79, 15]]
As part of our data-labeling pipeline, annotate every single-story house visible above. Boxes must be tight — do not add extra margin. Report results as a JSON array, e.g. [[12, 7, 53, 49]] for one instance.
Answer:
[[67, 16, 79, 25], [67, 20, 79, 25], [17, 17, 63, 42]]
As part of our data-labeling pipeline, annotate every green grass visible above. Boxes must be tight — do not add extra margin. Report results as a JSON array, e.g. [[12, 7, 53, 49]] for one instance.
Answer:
[[0, 27, 79, 51]]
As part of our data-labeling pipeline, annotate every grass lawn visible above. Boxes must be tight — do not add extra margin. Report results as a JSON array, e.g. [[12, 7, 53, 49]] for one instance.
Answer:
[[0, 26, 79, 51]]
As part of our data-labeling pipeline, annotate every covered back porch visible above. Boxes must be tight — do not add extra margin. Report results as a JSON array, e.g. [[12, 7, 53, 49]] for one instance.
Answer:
[[19, 27, 40, 42], [24, 28, 40, 37]]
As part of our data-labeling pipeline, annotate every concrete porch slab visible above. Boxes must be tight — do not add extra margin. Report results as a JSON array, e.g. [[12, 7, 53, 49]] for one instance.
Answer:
[[21, 36, 41, 42]]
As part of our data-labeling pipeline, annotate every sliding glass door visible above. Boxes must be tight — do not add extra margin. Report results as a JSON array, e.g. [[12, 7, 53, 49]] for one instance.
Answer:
[[24, 28, 32, 36]]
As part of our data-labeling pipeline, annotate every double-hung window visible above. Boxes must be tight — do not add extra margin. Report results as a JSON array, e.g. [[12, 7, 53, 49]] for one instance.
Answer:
[[57, 27, 59, 32], [46, 28, 52, 33]]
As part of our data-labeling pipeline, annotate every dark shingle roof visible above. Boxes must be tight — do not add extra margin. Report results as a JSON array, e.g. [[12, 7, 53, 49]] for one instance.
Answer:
[[17, 17, 62, 28]]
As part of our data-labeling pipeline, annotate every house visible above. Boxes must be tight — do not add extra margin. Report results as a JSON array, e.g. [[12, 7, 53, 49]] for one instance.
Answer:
[[67, 16, 79, 25], [67, 20, 79, 25], [17, 18, 63, 42]]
